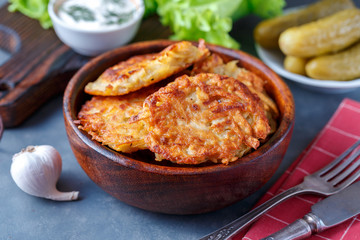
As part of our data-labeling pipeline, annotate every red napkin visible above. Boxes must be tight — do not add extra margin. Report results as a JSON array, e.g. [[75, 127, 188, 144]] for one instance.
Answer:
[[238, 98, 360, 240]]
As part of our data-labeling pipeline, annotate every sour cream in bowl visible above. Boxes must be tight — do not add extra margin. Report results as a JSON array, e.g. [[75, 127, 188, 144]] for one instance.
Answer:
[[48, 0, 144, 56]]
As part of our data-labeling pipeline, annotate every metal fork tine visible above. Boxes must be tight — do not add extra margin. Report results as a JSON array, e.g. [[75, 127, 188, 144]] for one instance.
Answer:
[[323, 149, 360, 181], [316, 139, 360, 176], [331, 150, 360, 185], [335, 168, 360, 190]]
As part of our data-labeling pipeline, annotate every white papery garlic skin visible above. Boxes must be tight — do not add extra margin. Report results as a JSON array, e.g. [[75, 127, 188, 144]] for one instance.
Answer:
[[10, 145, 79, 201]]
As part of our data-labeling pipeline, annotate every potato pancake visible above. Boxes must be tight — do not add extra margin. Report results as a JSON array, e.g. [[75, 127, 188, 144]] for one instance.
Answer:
[[192, 54, 279, 132], [77, 86, 158, 153], [138, 73, 271, 165], [84, 40, 210, 96]]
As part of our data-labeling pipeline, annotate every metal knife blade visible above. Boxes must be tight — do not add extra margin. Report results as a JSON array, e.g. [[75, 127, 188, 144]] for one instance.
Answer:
[[262, 181, 360, 240], [312, 180, 360, 228]]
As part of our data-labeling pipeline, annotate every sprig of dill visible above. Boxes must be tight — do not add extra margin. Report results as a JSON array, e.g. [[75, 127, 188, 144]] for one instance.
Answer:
[[61, 5, 95, 22]]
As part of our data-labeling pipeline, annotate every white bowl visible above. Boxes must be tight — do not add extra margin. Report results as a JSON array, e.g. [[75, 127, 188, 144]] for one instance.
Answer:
[[255, 44, 360, 94], [48, 0, 144, 56]]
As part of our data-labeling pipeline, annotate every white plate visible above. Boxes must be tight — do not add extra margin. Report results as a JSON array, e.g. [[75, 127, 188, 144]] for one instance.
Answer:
[[255, 44, 360, 94]]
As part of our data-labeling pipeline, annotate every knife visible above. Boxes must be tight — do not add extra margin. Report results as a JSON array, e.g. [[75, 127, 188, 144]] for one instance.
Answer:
[[262, 180, 360, 240]]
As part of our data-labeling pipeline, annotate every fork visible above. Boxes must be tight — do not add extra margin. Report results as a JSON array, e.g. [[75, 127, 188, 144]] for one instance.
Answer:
[[200, 139, 360, 240]]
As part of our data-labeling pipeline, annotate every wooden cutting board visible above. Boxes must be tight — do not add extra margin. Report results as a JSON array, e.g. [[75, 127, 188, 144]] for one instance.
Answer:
[[0, 4, 170, 128], [0, 4, 89, 128]]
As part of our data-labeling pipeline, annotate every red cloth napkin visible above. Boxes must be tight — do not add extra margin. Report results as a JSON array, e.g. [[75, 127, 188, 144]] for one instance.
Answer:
[[238, 98, 360, 240]]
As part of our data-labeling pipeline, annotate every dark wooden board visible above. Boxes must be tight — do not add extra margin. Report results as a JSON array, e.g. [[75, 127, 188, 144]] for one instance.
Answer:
[[0, 4, 171, 128], [0, 4, 89, 127]]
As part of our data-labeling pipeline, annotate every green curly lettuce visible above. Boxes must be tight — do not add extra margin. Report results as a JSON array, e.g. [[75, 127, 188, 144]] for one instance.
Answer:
[[155, 0, 285, 49], [143, 0, 158, 18], [8, 0, 52, 29], [232, 0, 286, 20], [250, 0, 286, 18]]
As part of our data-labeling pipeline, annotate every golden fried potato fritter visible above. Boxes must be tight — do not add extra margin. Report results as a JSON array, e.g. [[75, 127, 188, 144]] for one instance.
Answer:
[[193, 54, 279, 118], [138, 73, 271, 165], [192, 54, 279, 133], [77, 86, 158, 153], [84, 40, 210, 96]]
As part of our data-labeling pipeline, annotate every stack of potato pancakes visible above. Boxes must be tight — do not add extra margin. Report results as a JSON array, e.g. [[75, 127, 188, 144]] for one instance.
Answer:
[[77, 40, 279, 165]]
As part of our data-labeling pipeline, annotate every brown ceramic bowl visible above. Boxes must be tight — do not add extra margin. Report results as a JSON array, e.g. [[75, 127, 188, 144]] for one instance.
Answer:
[[63, 40, 295, 215]]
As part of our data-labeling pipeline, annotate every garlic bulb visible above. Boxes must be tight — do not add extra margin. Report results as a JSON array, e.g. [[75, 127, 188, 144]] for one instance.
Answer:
[[10, 145, 79, 201]]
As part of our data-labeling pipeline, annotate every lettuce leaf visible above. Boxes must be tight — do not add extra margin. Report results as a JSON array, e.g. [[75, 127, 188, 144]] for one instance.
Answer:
[[143, 0, 158, 18], [155, 0, 285, 49], [231, 0, 285, 20], [156, 0, 242, 49], [247, 0, 286, 19], [8, 0, 52, 29]]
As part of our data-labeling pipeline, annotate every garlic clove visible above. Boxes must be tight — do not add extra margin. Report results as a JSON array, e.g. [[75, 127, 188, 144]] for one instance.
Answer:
[[11, 145, 79, 201], [45, 188, 79, 201]]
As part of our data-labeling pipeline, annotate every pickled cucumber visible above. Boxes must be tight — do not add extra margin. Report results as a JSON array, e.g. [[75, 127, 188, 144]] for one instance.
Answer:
[[284, 56, 307, 75], [305, 42, 360, 81], [254, 0, 355, 49], [279, 8, 360, 58]]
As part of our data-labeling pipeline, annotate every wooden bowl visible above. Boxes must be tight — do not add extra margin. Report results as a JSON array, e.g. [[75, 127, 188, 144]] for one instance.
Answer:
[[63, 40, 295, 215]]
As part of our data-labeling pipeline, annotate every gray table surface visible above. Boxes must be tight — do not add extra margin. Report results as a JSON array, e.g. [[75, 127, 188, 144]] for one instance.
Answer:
[[1, 0, 360, 239]]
